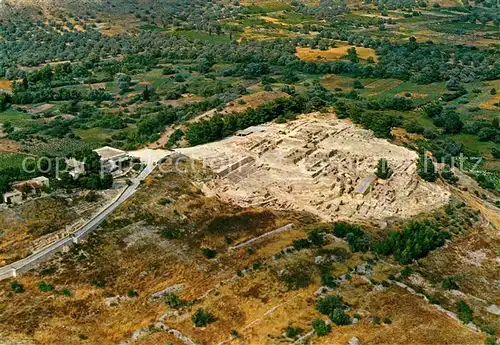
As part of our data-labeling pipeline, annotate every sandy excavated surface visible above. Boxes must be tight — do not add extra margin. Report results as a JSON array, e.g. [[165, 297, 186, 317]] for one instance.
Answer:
[[176, 113, 450, 222]]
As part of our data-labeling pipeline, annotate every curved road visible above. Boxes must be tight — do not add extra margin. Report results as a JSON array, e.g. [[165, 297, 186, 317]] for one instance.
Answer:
[[0, 164, 155, 280]]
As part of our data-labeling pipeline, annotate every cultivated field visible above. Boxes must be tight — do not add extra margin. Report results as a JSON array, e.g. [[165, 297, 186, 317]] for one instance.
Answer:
[[296, 45, 378, 62]]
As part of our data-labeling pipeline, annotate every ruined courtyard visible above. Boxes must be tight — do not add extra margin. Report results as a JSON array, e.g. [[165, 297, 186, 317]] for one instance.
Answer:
[[176, 113, 450, 222]]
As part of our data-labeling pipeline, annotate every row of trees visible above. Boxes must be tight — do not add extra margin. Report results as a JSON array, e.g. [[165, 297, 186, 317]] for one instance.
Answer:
[[372, 220, 451, 264], [331, 220, 452, 265], [185, 85, 334, 145]]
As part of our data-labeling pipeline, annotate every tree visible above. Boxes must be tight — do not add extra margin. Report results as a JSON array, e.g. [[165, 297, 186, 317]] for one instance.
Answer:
[[424, 102, 443, 118], [316, 295, 345, 315], [2, 121, 14, 134], [115, 73, 131, 94], [442, 111, 463, 134], [192, 308, 216, 327], [74, 150, 101, 174], [285, 325, 303, 339], [353, 80, 364, 89], [375, 158, 393, 179], [312, 319, 330, 336], [445, 77, 461, 91], [345, 47, 359, 63], [456, 300, 473, 323], [492, 148, 500, 159], [490, 88, 497, 95], [417, 153, 437, 182], [321, 273, 337, 288], [330, 308, 351, 325], [142, 86, 154, 101], [165, 293, 183, 309], [372, 220, 450, 264], [0, 92, 11, 111], [441, 166, 459, 184], [307, 229, 326, 246], [202, 248, 217, 259]]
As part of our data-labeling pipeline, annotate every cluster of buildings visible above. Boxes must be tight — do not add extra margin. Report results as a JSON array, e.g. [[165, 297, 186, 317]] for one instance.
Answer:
[[2, 146, 131, 206], [2, 176, 50, 205], [65, 146, 131, 179]]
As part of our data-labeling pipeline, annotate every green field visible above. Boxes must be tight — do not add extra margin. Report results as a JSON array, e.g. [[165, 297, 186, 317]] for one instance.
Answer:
[[0, 109, 31, 126], [450, 133, 498, 157], [0, 152, 33, 170], [173, 30, 234, 43]]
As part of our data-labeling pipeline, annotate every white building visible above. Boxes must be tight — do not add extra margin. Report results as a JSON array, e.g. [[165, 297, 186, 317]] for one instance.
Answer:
[[65, 157, 86, 179], [93, 146, 129, 172], [2, 190, 23, 204]]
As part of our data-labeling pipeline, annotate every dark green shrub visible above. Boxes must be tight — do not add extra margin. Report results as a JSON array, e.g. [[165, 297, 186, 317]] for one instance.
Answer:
[[375, 158, 393, 179], [292, 238, 311, 250], [127, 289, 138, 298], [202, 248, 217, 259], [308, 229, 326, 247], [321, 273, 337, 288], [38, 281, 54, 292], [192, 308, 216, 327], [285, 325, 303, 339], [312, 319, 330, 336], [441, 277, 459, 290], [417, 153, 437, 182], [10, 281, 24, 293], [484, 337, 496, 345], [157, 198, 171, 205], [330, 308, 351, 325], [165, 293, 183, 309], [317, 295, 345, 315], [456, 300, 473, 323]]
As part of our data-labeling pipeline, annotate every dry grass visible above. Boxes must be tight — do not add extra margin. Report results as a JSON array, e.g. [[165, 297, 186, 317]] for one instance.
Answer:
[[480, 93, 500, 110], [260, 15, 289, 26], [296, 45, 378, 62], [0, 138, 22, 152], [315, 285, 485, 345], [0, 197, 78, 265], [225, 91, 289, 113], [0, 79, 13, 93], [320, 74, 357, 90], [241, 27, 298, 41], [0, 158, 317, 344], [0, 158, 494, 344]]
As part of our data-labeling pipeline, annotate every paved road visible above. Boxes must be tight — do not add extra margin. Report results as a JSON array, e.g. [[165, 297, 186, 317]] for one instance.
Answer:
[[0, 164, 155, 280]]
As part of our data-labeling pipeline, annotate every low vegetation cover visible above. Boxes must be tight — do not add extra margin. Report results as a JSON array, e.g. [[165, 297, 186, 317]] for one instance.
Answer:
[[0, 0, 498, 344]]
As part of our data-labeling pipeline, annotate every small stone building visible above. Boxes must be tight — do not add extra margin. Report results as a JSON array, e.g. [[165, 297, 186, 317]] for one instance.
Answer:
[[2, 190, 23, 204]]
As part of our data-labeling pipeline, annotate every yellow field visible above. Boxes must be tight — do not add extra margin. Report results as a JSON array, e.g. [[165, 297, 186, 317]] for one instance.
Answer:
[[296, 45, 378, 62], [319, 74, 357, 90], [480, 93, 500, 110], [0, 79, 13, 93], [241, 27, 298, 40], [225, 90, 289, 113], [478, 80, 500, 110]]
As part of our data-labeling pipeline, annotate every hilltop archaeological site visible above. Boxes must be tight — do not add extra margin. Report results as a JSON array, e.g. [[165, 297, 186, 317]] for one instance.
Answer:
[[177, 113, 451, 223]]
